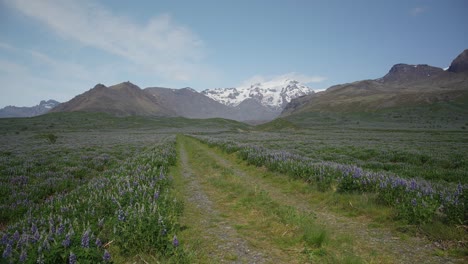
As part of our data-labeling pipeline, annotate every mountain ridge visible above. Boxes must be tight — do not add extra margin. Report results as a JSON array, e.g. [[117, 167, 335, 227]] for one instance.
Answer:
[[202, 79, 314, 110], [282, 49, 468, 116], [51, 82, 175, 117], [0, 99, 60, 118]]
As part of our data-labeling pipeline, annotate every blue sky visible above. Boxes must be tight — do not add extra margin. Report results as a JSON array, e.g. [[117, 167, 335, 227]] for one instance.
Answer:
[[0, 0, 467, 107]]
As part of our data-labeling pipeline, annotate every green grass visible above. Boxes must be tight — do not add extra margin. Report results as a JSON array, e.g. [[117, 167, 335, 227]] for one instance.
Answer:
[[195, 135, 467, 260], [0, 111, 251, 134], [174, 136, 372, 263]]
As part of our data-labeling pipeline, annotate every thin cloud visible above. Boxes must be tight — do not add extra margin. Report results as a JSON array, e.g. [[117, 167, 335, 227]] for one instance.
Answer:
[[5, 0, 208, 82], [410, 7, 426, 16]]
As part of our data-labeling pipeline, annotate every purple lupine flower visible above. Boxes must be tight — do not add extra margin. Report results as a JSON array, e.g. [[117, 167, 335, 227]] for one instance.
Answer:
[[103, 250, 111, 262], [49, 218, 55, 234], [19, 249, 27, 262], [1, 234, 8, 245], [33, 230, 40, 243], [411, 198, 417, 207], [95, 238, 102, 248], [57, 223, 65, 235], [410, 180, 417, 190], [69, 252, 77, 264], [31, 224, 38, 234], [62, 234, 71, 248], [154, 190, 160, 200], [2, 243, 12, 258], [81, 230, 89, 248], [172, 235, 179, 247], [117, 209, 126, 222], [42, 238, 50, 251], [13, 231, 20, 242]]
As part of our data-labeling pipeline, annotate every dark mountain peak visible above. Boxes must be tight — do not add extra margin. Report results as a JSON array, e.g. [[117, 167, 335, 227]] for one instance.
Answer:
[[448, 49, 468, 73], [380, 63, 444, 83], [110, 81, 141, 90], [93, 83, 107, 89], [180, 87, 197, 93]]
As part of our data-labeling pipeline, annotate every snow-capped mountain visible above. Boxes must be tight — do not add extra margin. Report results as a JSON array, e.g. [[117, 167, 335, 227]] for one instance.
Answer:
[[0, 100, 60, 118], [202, 79, 314, 110]]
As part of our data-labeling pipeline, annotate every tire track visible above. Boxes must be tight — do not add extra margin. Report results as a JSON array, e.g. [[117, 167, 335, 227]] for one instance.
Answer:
[[178, 142, 268, 263], [193, 139, 460, 264]]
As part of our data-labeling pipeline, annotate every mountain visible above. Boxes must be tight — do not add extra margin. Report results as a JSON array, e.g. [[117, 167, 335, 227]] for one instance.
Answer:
[[0, 100, 60, 118], [202, 79, 314, 110], [378, 64, 445, 83], [51, 82, 174, 117], [282, 50, 468, 116], [144, 87, 238, 119], [145, 87, 280, 121], [448, 49, 468, 73]]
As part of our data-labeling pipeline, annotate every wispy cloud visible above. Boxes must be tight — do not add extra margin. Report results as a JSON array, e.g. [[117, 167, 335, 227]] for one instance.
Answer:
[[410, 7, 426, 16], [5, 0, 209, 82], [240, 72, 326, 87]]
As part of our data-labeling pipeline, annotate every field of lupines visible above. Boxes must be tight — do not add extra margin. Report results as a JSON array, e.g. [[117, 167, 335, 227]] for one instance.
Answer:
[[0, 131, 187, 263], [193, 135, 467, 225], [200, 130, 468, 184]]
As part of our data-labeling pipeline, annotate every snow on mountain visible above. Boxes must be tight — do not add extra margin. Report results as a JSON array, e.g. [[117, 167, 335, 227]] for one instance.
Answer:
[[0, 99, 60, 118], [202, 78, 314, 110]]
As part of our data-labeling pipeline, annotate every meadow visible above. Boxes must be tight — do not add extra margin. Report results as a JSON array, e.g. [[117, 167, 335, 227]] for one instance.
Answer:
[[0, 112, 466, 263]]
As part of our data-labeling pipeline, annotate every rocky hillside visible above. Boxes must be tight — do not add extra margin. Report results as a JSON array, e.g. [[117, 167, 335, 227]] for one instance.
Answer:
[[51, 82, 175, 117], [0, 100, 59, 118], [282, 49, 468, 115]]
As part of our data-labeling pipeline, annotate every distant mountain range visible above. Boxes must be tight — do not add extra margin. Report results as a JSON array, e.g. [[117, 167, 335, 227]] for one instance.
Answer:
[[282, 49, 468, 116], [3, 49, 467, 123], [0, 100, 59, 118], [49, 78, 313, 121]]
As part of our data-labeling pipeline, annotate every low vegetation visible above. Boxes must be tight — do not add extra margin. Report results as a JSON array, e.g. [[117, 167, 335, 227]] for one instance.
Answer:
[[1, 112, 466, 262]]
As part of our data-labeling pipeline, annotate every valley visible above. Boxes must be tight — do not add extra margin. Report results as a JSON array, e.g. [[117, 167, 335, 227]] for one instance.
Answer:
[[0, 50, 467, 263], [0, 112, 466, 263]]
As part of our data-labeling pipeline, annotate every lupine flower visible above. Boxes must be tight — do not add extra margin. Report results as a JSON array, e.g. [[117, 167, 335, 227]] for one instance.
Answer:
[[118, 209, 126, 221], [19, 249, 27, 262], [95, 238, 102, 248], [31, 224, 38, 234], [81, 230, 89, 248], [33, 230, 40, 243], [103, 250, 111, 262], [42, 238, 50, 251], [13, 231, 20, 242], [172, 235, 179, 247], [1, 234, 8, 245], [62, 234, 71, 248], [57, 223, 65, 235], [2, 243, 12, 258], [69, 252, 77, 264]]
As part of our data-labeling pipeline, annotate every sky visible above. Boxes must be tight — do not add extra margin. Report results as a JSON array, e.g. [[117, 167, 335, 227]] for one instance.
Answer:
[[0, 0, 467, 108]]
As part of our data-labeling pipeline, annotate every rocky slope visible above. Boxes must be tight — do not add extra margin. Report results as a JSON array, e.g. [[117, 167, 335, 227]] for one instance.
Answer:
[[51, 82, 174, 117], [0, 100, 59, 118], [282, 49, 468, 115]]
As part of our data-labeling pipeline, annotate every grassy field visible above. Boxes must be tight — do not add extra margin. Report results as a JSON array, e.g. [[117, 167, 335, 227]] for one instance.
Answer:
[[0, 111, 466, 263]]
